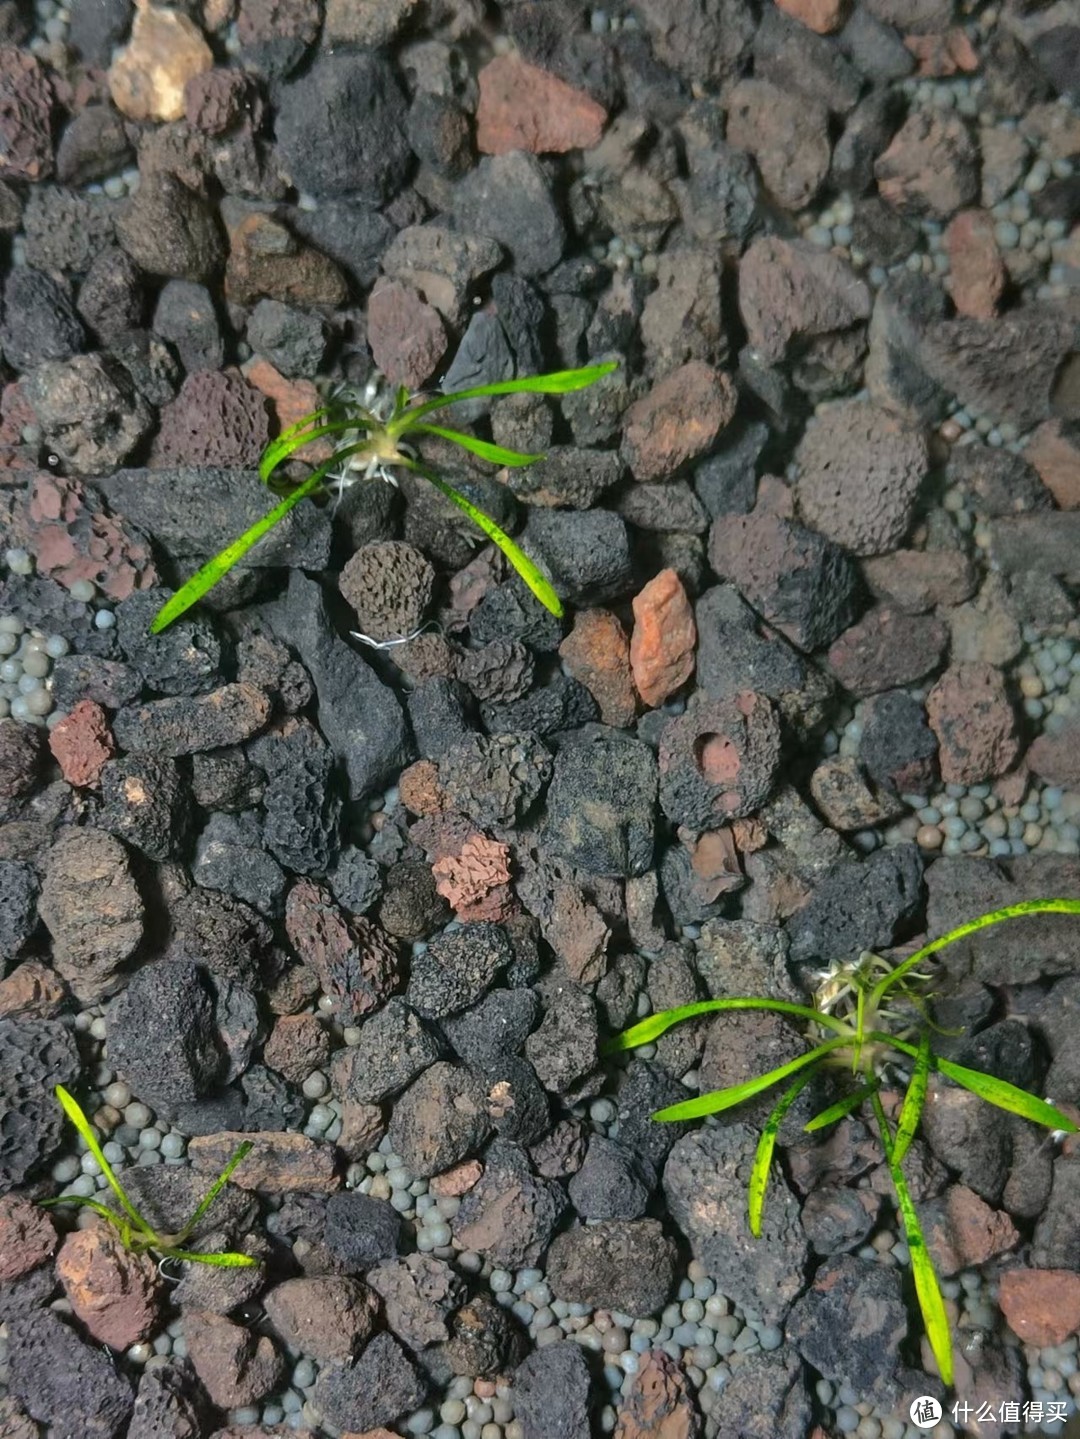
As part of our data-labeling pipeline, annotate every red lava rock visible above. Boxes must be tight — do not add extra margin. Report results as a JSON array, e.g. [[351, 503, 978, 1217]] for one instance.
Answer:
[[559, 609, 637, 728], [398, 759, 448, 816], [19, 471, 157, 600], [184, 1309, 285, 1410], [862, 549, 978, 614], [726, 78, 830, 211], [430, 1159, 482, 1198], [244, 358, 333, 465], [904, 28, 979, 76], [926, 662, 1020, 785], [796, 400, 928, 557], [681, 827, 744, 902], [826, 607, 949, 696], [999, 1268, 1080, 1348], [476, 53, 607, 156], [541, 878, 610, 985], [188, 1130, 339, 1193], [944, 210, 1005, 319], [1026, 419, 1080, 510], [875, 108, 979, 219], [1027, 719, 1080, 788], [0, 47, 56, 181], [738, 235, 871, 366], [613, 1348, 701, 1439], [0, 1194, 57, 1283], [367, 277, 447, 390], [774, 0, 846, 29], [630, 569, 696, 708], [431, 833, 513, 921], [0, 382, 37, 470], [621, 362, 737, 482], [152, 369, 271, 469], [56, 1225, 162, 1352], [225, 212, 349, 308], [48, 700, 116, 789], [263, 1276, 378, 1364], [284, 879, 402, 1021], [923, 1185, 1019, 1276], [263, 1011, 331, 1085]]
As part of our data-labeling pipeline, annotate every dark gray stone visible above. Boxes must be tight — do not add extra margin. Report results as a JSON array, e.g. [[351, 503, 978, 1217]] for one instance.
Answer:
[[106, 959, 224, 1118], [544, 724, 657, 878], [786, 1254, 907, 1396], [312, 1332, 426, 1433], [512, 1341, 590, 1439]]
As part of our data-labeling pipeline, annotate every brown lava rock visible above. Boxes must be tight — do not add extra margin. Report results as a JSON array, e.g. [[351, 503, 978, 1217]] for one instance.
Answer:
[[184, 1310, 285, 1410], [738, 235, 871, 365], [56, 1224, 162, 1351], [38, 827, 144, 1002], [926, 662, 1020, 784], [826, 606, 949, 696], [388, 1061, 492, 1178], [875, 108, 979, 218], [630, 568, 696, 708], [614, 1350, 701, 1439], [189, 1131, 339, 1192], [340, 541, 436, 644], [708, 509, 860, 653], [366, 278, 447, 390], [726, 79, 830, 211], [0, 47, 56, 182], [795, 400, 928, 556], [559, 609, 637, 728], [19, 470, 157, 601], [225, 212, 349, 307], [263, 1275, 378, 1363], [0, 1194, 57, 1282], [112, 684, 272, 756], [658, 692, 782, 832], [47, 700, 116, 788], [546, 1219, 677, 1317], [0, 717, 43, 813], [285, 879, 402, 1021], [263, 1011, 331, 1085], [152, 370, 271, 469], [922, 1185, 1019, 1276], [621, 362, 737, 482]]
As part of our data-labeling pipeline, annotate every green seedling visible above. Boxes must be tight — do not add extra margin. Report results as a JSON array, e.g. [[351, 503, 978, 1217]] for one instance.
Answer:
[[604, 899, 1080, 1387], [41, 1085, 257, 1268], [150, 360, 619, 634]]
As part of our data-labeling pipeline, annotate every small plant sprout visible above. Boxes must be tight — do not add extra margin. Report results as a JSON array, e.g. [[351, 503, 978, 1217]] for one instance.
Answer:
[[150, 360, 619, 634], [604, 899, 1080, 1387], [41, 1086, 257, 1268]]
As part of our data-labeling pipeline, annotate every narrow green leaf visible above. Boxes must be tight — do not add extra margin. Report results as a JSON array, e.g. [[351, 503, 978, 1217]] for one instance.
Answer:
[[653, 1038, 851, 1123], [872, 1094, 953, 1386], [258, 407, 330, 479], [175, 1141, 254, 1243], [804, 1081, 880, 1132], [894, 1030, 931, 1165], [151, 440, 371, 634], [39, 1195, 129, 1235], [750, 1069, 817, 1237], [400, 361, 619, 426], [166, 1247, 259, 1268], [54, 1086, 154, 1237], [935, 1057, 1079, 1132], [603, 997, 851, 1056], [870, 898, 1080, 1010], [421, 470, 564, 618], [410, 422, 544, 468]]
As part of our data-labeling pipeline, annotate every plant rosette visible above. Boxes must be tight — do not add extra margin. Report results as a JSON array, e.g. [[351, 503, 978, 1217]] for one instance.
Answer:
[[150, 361, 619, 634], [604, 899, 1080, 1387], [41, 1086, 257, 1269]]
